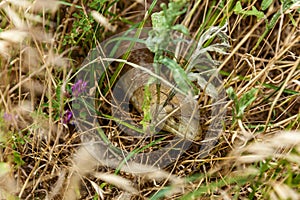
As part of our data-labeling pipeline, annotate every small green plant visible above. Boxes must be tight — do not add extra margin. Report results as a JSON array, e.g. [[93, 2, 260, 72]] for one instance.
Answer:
[[12, 151, 25, 167], [146, 0, 189, 54], [42, 81, 69, 122], [232, 0, 300, 52], [233, 1, 264, 20], [142, 0, 229, 127], [0, 111, 26, 168], [140, 0, 191, 128], [253, 0, 300, 52], [59, 0, 118, 49], [226, 87, 258, 121], [62, 12, 94, 46]]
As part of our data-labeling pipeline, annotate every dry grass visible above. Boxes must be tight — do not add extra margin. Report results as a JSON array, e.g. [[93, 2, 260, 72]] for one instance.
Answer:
[[0, 0, 299, 199]]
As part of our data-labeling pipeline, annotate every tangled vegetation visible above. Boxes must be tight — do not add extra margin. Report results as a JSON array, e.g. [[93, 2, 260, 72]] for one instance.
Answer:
[[0, 0, 299, 199]]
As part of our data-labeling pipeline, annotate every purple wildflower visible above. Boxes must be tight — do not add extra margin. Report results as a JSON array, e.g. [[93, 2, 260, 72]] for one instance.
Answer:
[[3, 113, 13, 121], [72, 80, 88, 97], [63, 109, 73, 124], [3, 112, 17, 122]]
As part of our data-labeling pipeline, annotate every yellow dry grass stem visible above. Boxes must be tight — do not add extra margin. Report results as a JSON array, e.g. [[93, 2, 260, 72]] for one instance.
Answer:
[[265, 56, 300, 131]]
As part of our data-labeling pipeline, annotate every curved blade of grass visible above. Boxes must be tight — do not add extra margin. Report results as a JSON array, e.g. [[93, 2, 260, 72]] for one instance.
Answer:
[[220, 70, 299, 95], [179, 175, 255, 200], [101, 0, 159, 96], [115, 136, 166, 174]]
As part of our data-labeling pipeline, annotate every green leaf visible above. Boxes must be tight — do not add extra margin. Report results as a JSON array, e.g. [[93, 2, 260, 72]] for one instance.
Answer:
[[150, 186, 172, 200], [237, 88, 258, 118], [13, 151, 25, 167], [171, 24, 189, 35], [233, 2, 264, 20], [233, 1, 243, 13], [159, 57, 192, 94], [252, 0, 298, 52], [226, 87, 237, 103], [248, 6, 264, 20], [288, 13, 297, 27], [262, 0, 273, 11], [151, 12, 168, 29], [147, 0, 188, 53], [226, 87, 257, 119], [180, 174, 255, 199], [55, 84, 61, 103]]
